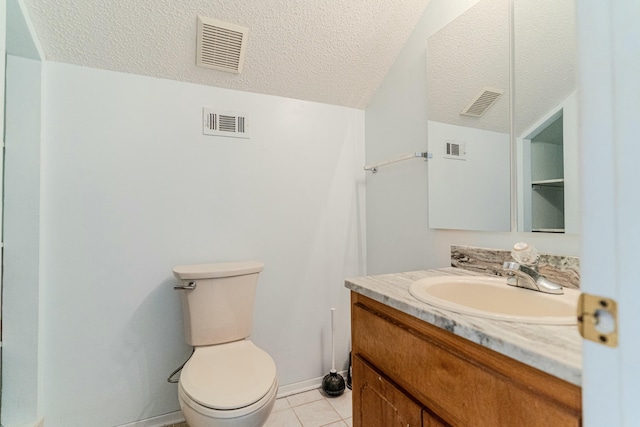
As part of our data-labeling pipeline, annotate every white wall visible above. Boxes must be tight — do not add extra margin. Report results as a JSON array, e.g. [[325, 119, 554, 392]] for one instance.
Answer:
[[427, 121, 510, 231], [39, 62, 365, 427], [364, 0, 580, 275], [2, 54, 42, 427]]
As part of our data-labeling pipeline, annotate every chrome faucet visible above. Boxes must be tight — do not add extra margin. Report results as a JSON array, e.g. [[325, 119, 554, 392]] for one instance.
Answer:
[[502, 261, 564, 294], [502, 243, 564, 295]]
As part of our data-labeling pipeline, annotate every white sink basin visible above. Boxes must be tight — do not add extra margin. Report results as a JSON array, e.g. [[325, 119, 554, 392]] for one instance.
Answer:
[[409, 275, 579, 325]]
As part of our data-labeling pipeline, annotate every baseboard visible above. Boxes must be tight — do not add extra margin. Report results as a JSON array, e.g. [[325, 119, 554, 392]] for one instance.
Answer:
[[115, 411, 184, 427], [276, 370, 348, 398], [114, 370, 348, 427]]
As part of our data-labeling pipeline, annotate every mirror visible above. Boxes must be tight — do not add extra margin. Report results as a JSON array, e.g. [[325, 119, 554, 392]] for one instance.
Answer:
[[426, 0, 578, 233], [426, 0, 511, 232], [515, 0, 578, 233]]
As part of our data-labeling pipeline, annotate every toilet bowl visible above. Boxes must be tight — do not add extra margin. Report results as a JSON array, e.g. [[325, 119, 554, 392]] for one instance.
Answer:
[[173, 261, 277, 427], [177, 340, 278, 427]]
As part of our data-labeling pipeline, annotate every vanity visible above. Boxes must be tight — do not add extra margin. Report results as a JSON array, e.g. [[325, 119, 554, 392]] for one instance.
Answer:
[[345, 267, 582, 427]]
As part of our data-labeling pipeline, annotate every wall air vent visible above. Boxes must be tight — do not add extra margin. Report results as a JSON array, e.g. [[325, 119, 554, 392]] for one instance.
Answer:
[[196, 16, 248, 74], [460, 87, 504, 117], [203, 108, 250, 139], [443, 140, 466, 160]]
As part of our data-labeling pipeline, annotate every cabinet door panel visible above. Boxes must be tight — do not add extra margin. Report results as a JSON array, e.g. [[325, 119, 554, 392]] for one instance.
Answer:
[[353, 355, 422, 427]]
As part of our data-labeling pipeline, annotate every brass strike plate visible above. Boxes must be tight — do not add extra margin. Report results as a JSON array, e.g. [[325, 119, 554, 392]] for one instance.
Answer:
[[577, 293, 618, 347]]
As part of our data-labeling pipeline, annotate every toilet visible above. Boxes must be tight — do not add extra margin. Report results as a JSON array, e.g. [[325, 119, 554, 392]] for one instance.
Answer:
[[173, 261, 277, 427]]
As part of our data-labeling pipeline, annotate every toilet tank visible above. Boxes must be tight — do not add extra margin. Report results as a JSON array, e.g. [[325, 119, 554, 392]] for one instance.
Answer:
[[173, 261, 264, 346]]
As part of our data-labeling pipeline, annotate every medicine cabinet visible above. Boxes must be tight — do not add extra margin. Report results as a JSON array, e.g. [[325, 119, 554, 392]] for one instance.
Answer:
[[426, 0, 578, 234]]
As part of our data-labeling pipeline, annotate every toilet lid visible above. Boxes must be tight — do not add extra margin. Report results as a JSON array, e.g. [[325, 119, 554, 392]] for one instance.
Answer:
[[181, 340, 277, 410]]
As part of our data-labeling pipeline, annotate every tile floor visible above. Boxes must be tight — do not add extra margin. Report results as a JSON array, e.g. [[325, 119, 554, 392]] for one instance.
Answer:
[[167, 387, 353, 427]]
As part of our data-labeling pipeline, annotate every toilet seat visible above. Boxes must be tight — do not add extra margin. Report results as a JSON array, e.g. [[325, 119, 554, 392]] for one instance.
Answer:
[[181, 340, 277, 411], [178, 376, 277, 421]]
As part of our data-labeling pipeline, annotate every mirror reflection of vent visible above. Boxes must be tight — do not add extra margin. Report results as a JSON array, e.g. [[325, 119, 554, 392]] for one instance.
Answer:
[[203, 108, 250, 139], [460, 87, 504, 117], [196, 16, 248, 74]]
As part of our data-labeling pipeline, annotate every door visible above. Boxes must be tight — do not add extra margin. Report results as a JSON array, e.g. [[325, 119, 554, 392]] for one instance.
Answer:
[[577, 1, 640, 426], [0, 0, 6, 418]]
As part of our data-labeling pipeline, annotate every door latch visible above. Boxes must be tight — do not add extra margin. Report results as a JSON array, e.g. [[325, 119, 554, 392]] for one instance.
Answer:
[[577, 293, 618, 347]]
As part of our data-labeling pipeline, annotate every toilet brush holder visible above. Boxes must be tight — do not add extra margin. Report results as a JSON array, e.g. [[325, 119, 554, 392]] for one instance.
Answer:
[[322, 370, 345, 397], [321, 308, 345, 397]]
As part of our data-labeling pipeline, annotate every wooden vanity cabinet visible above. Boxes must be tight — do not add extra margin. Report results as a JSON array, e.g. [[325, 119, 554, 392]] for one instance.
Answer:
[[351, 292, 582, 427]]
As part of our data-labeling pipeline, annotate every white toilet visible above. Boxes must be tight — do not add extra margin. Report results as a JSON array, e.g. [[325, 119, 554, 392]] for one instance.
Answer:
[[173, 261, 277, 427]]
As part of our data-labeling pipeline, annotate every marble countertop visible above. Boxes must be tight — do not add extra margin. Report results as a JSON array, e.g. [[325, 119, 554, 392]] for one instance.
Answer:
[[345, 267, 582, 386]]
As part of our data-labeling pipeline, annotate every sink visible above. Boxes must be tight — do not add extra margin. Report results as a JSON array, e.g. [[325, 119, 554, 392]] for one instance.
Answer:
[[408, 275, 579, 325]]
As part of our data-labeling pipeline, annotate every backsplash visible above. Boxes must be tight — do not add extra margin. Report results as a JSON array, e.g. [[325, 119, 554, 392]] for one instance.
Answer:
[[451, 245, 580, 289]]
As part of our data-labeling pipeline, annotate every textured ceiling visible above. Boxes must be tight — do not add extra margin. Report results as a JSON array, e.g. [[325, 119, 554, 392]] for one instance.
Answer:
[[427, 0, 576, 135], [514, 0, 576, 135], [427, 0, 510, 133], [22, 0, 431, 109]]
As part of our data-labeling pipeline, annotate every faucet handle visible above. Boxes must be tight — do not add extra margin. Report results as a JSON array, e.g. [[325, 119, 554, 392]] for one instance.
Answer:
[[511, 242, 539, 265]]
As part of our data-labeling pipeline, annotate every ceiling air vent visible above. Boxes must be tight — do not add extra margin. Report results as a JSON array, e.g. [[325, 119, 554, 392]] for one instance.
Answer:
[[196, 16, 248, 74], [460, 87, 504, 117], [203, 108, 250, 139]]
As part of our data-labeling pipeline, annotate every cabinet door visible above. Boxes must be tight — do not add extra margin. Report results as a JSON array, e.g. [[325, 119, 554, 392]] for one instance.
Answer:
[[353, 355, 422, 427]]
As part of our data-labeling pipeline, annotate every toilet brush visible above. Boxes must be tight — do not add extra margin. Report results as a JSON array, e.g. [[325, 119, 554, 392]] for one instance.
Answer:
[[321, 308, 345, 397]]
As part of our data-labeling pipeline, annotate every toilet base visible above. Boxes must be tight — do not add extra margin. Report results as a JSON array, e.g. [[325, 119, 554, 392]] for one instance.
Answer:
[[178, 379, 277, 427]]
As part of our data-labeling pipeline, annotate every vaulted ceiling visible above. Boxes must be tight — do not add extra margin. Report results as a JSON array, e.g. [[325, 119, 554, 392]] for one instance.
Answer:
[[22, 0, 431, 109]]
